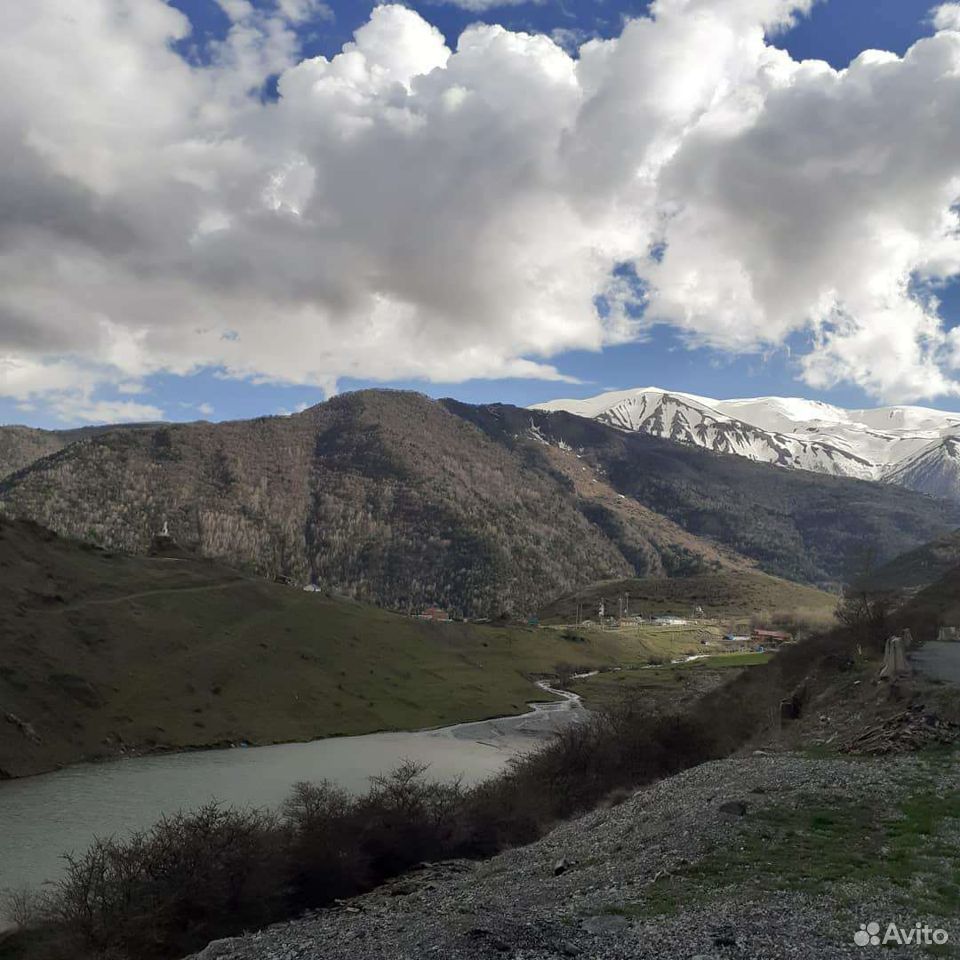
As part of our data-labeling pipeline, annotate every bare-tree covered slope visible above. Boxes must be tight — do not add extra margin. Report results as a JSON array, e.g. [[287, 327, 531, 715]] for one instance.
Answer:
[[1, 392, 720, 618], [2, 391, 959, 613], [0, 422, 162, 480], [444, 401, 960, 587], [891, 556, 960, 641], [0, 426, 91, 480]]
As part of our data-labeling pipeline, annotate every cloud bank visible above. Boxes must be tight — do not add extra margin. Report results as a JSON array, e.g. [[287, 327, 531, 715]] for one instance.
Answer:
[[2, 0, 960, 420]]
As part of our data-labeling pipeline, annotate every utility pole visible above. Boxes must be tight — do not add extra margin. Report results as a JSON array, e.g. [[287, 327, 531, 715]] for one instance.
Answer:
[[625, 592, 630, 619]]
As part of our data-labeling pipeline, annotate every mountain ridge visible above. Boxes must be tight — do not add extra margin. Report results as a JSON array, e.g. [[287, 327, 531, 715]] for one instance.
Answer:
[[447, 399, 960, 585], [0, 393, 683, 618], [0, 422, 164, 481], [532, 386, 960, 499]]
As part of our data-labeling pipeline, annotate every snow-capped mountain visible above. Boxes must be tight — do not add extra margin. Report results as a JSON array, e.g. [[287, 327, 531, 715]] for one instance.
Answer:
[[885, 436, 960, 501], [531, 387, 960, 500]]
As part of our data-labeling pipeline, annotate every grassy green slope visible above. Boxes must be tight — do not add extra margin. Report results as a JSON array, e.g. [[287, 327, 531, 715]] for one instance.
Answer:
[[0, 518, 640, 778], [566, 653, 773, 711], [538, 570, 838, 624]]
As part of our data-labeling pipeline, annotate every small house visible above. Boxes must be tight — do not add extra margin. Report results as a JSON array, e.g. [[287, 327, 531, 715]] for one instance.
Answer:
[[751, 629, 792, 647], [420, 606, 449, 621]]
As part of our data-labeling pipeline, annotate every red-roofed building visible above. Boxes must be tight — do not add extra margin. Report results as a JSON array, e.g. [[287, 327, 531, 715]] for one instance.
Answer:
[[420, 606, 449, 621]]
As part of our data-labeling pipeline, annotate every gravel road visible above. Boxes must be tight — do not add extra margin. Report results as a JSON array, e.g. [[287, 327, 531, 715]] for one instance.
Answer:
[[188, 752, 960, 960], [911, 641, 960, 684]]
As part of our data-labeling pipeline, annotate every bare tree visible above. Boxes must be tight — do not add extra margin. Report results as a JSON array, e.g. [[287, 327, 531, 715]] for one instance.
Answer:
[[835, 548, 901, 648]]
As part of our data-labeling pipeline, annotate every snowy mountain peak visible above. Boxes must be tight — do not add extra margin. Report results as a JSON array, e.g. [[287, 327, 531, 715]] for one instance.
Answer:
[[531, 387, 960, 500]]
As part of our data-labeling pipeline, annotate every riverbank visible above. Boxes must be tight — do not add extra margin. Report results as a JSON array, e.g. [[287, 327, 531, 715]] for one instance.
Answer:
[[187, 750, 960, 960], [0, 678, 596, 909]]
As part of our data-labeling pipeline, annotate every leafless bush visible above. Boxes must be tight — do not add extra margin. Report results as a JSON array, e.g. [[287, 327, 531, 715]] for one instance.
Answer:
[[749, 607, 836, 637], [835, 586, 901, 649], [281, 780, 365, 906], [357, 761, 464, 877], [44, 804, 288, 959], [1, 886, 42, 930]]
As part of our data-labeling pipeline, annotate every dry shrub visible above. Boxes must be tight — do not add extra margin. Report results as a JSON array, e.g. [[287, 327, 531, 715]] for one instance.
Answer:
[[749, 607, 837, 638], [281, 780, 363, 906], [45, 804, 287, 959], [1, 887, 41, 930], [355, 761, 463, 877]]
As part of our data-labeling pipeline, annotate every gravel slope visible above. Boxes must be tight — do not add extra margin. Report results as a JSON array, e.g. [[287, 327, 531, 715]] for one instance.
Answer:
[[189, 752, 960, 960]]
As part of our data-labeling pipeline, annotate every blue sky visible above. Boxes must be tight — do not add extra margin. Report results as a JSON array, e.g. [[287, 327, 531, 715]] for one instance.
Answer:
[[168, 0, 939, 67], [3, 0, 960, 428]]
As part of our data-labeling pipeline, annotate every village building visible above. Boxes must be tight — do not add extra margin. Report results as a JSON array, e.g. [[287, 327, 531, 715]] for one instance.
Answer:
[[419, 606, 450, 621], [751, 628, 793, 647]]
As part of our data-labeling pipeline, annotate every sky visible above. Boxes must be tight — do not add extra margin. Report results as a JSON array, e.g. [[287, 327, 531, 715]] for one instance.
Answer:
[[3, 0, 960, 427]]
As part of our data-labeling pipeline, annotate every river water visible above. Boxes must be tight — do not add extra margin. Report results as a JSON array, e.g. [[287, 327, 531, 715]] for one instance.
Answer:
[[0, 682, 584, 910]]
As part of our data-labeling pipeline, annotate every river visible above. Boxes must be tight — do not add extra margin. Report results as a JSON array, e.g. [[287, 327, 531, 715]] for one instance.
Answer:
[[0, 680, 586, 914]]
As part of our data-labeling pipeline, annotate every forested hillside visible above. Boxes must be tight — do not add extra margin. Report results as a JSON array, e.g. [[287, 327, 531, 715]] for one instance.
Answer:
[[0, 426, 80, 480], [868, 528, 960, 592]]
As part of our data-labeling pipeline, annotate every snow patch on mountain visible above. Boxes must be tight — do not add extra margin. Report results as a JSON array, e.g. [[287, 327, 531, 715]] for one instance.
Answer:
[[885, 436, 960, 501]]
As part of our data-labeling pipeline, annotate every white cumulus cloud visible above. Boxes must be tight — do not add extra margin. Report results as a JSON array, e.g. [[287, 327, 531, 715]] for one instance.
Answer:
[[1, 0, 960, 411], [431, 0, 544, 11], [933, 3, 960, 31]]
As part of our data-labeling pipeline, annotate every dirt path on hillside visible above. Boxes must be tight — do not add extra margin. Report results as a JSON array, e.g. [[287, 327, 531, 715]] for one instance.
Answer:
[[58, 578, 248, 611]]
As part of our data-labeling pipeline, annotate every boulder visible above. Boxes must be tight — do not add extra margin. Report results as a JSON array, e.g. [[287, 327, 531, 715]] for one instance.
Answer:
[[196, 938, 241, 959], [879, 636, 910, 679]]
